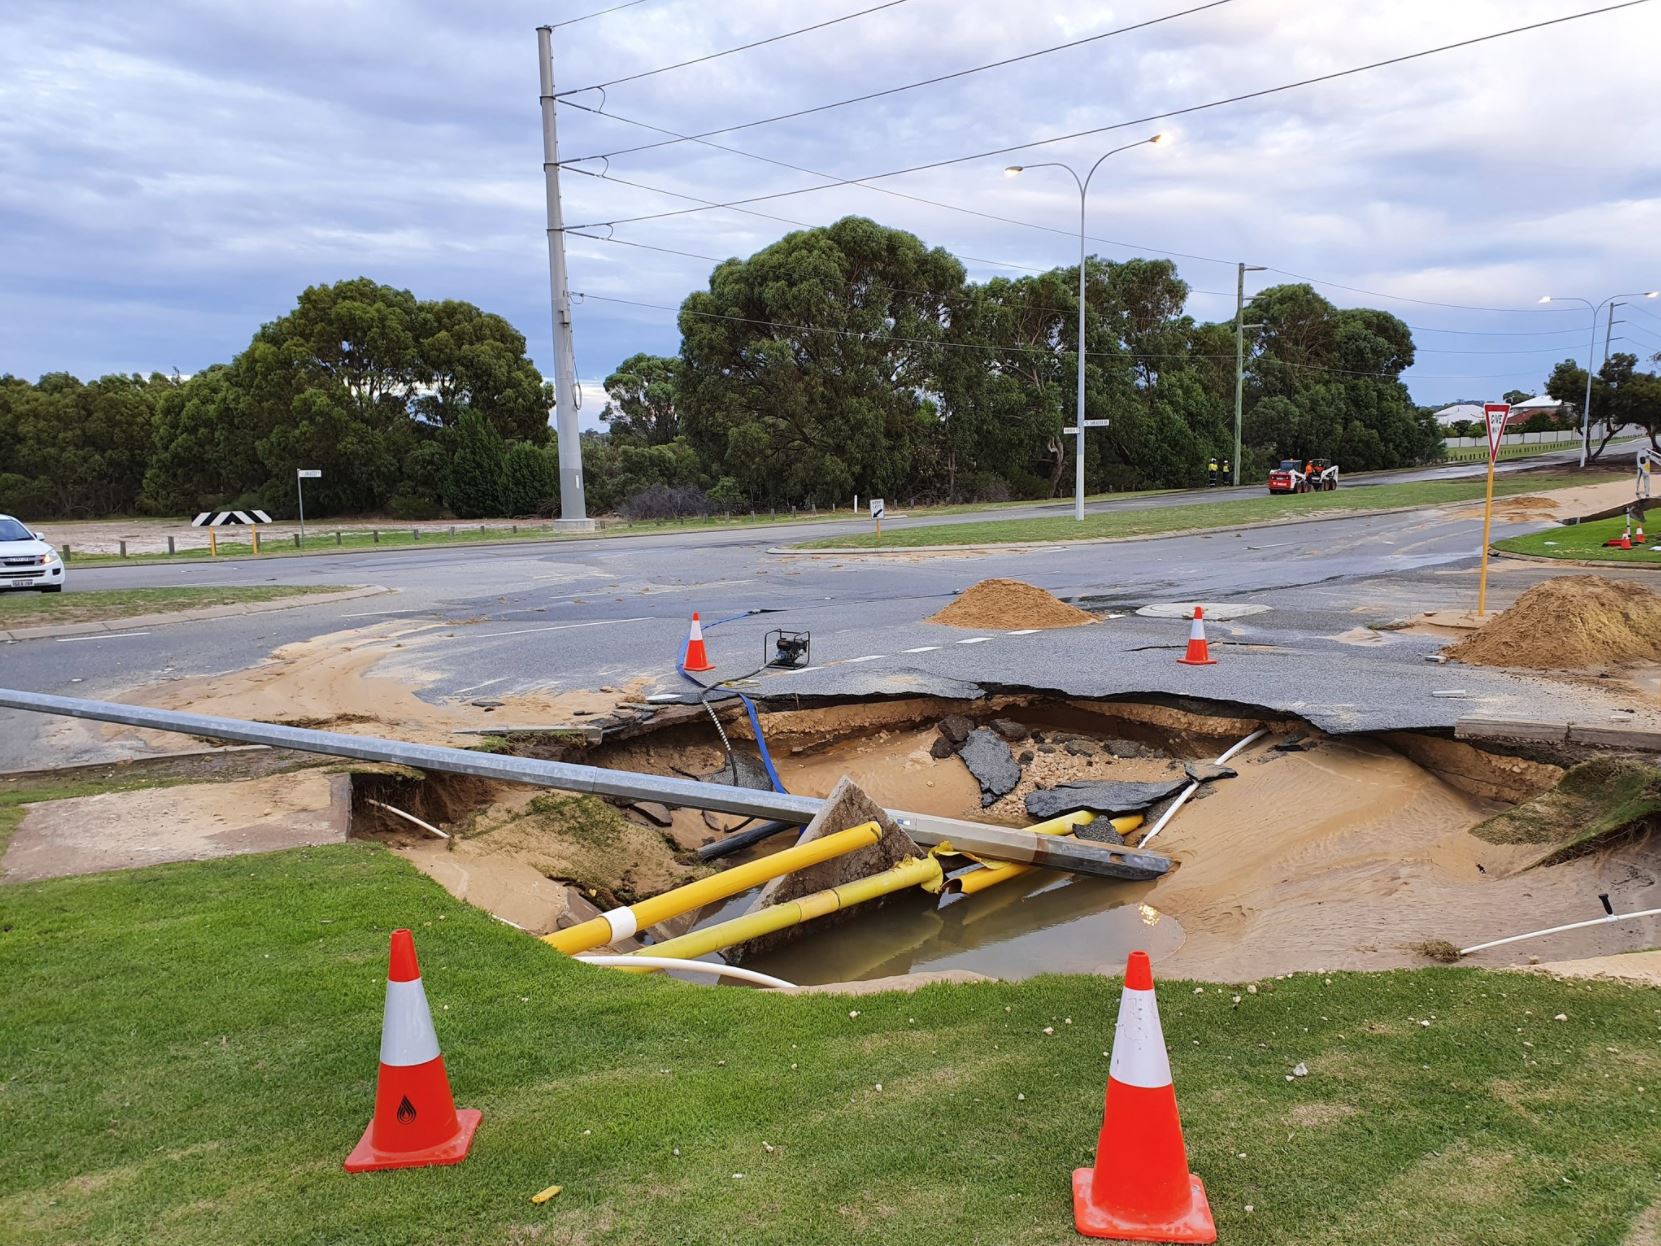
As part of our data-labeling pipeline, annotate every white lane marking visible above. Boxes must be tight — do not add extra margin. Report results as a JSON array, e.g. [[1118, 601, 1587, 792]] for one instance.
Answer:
[[55, 632, 150, 643], [841, 655, 884, 664], [901, 645, 940, 653], [957, 637, 992, 644], [467, 617, 652, 640], [1006, 629, 1041, 635], [452, 677, 508, 696], [342, 609, 419, 619]]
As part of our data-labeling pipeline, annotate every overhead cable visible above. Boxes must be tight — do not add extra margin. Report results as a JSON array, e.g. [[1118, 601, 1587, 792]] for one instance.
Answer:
[[549, 0, 654, 28], [558, 0, 914, 96], [567, 0, 1235, 158]]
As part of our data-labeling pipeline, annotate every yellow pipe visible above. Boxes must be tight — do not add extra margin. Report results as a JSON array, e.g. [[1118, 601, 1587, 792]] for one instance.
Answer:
[[623, 854, 945, 968], [542, 821, 882, 954], [948, 814, 1143, 897]]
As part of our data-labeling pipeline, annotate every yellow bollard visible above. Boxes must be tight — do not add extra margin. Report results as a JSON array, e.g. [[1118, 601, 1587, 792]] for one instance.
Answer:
[[251, 528, 261, 556], [544, 822, 883, 955], [208, 529, 218, 558], [622, 854, 945, 968]]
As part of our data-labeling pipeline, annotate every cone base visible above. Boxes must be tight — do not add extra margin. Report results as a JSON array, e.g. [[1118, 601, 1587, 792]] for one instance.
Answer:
[[344, 1108, 482, 1173], [1072, 1167, 1216, 1242], [1175, 656, 1216, 666]]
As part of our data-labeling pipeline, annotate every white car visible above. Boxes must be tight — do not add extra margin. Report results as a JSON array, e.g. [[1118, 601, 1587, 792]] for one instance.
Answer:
[[0, 514, 65, 593]]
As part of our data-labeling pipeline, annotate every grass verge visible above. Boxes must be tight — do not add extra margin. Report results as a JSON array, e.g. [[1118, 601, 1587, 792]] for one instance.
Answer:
[[1, 843, 1657, 1245], [1494, 514, 1661, 565], [1473, 758, 1661, 865], [797, 473, 1596, 550], [0, 584, 346, 626]]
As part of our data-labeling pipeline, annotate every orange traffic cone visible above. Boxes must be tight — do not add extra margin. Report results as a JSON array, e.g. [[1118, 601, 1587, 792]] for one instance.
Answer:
[[344, 929, 481, 1173], [682, 611, 715, 673], [1636, 520, 1647, 544], [1073, 951, 1216, 1242], [1175, 606, 1216, 666]]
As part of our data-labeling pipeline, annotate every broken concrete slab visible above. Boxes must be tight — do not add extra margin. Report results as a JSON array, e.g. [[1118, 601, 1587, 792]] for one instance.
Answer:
[[959, 727, 1022, 807], [1184, 761, 1238, 783], [731, 776, 923, 963], [625, 801, 674, 827], [1024, 777, 1190, 821]]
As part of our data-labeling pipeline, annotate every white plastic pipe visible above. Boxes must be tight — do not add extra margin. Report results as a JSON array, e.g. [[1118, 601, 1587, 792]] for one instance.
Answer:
[[1458, 907, 1661, 956], [1138, 728, 1268, 849], [574, 954, 798, 989], [367, 798, 450, 839]]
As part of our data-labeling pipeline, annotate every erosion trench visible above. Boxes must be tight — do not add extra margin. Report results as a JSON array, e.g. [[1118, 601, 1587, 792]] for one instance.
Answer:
[[348, 692, 1661, 986]]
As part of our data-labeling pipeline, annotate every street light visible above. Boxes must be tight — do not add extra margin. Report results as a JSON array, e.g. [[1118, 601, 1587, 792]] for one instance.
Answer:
[[1004, 132, 1167, 520], [1539, 291, 1659, 465]]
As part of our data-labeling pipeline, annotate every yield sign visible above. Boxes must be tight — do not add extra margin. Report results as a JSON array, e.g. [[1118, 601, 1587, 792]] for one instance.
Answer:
[[1483, 402, 1511, 462]]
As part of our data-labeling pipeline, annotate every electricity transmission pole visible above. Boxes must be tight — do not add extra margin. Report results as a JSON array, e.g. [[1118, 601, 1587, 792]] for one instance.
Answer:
[[1233, 262, 1266, 486], [536, 25, 592, 530]]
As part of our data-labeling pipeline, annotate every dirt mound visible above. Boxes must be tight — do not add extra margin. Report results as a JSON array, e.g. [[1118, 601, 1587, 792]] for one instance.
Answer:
[[927, 579, 1096, 630], [1444, 576, 1661, 669]]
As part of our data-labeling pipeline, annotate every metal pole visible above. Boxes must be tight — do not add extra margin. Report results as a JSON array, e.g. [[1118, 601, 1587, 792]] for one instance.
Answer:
[[536, 26, 591, 530], [0, 687, 1169, 880], [1074, 182, 1088, 522], [1580, 302, 1599, 468], [1234, 262, 1247, 487], [297, 473, 307, 543]]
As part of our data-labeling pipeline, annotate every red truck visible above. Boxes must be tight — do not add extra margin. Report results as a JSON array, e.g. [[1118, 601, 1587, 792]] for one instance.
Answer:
[[1268, 458, 1340, 494]]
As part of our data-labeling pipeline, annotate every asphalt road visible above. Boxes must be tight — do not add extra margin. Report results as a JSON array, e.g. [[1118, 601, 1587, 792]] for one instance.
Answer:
[[2, 469, 1644, 772]]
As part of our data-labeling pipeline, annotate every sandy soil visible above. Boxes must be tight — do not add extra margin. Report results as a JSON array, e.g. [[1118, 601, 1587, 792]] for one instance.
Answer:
[[1150, 736, 1661, 980], [2, 770, 347, 882], [1521, 949, 1661, 987], [1444, 575, 1661, 670], [1452, 476, 1638, 522], [927, 578, 1096, 630], [48, 622, 651, 762]]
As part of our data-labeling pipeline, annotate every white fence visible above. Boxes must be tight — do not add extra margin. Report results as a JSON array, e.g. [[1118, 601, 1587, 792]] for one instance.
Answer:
[[1442, 432, 1579, 448]]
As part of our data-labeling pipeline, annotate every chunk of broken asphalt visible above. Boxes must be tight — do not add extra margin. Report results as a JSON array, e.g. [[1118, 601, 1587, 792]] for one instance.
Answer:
[[990, 718, 1030, 742], [1024, 778, 1190, 820], [937, 715, 974, 746], [958, 728, 1022, 807], [1184, 761, 1238, 783]]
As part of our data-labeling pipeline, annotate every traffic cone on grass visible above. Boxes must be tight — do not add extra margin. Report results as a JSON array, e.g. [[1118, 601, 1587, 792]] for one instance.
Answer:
[[344, 929, 481, 1173], [1073, 951, 1216, 1242], [682, 611, 715, 673], [1175, 606, 1217, 666]]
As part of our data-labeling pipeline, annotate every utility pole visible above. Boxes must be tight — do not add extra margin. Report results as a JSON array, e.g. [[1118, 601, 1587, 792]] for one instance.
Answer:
[[1233, 263, 1266, 486], [536, 25, 593, 531]]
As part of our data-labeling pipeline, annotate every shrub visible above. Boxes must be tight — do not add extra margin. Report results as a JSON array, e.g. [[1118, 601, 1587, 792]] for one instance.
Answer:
[[706, 476, 747, 513], [445, 408, 506, 518], [387, 492, 444, 520], [618, 484, 710, 520], [964, 471, 1011, 503], [501, 441, 556, 516]]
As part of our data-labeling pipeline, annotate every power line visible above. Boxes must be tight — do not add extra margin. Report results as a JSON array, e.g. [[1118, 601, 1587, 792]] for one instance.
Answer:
[[562, 0, 1649, 323], [567, 0, 1235, 160], [550, 0, 654, 28], [557, 0, 914, 96]]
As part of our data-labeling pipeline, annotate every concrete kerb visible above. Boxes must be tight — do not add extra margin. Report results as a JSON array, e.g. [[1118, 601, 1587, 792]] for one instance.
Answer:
[[1488, 550, 1661, 572], [0, 585, 392, 643], [770, 503, 1439, 556]]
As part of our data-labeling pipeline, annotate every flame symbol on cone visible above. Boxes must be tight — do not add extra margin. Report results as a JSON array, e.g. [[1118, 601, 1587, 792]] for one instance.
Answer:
[[396, 1095, 418, 1125]]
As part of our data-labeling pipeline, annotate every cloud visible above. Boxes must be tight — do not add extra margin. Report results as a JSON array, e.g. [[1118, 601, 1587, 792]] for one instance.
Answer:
[[2, 0, 1658, 407]]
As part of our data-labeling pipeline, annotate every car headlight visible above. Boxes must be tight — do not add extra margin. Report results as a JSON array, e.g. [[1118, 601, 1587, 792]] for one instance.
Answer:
[[35, 553, 54, 566]]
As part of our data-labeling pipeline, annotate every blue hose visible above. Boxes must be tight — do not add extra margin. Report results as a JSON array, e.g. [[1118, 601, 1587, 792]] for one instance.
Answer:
[[674, 610, 788, 795]]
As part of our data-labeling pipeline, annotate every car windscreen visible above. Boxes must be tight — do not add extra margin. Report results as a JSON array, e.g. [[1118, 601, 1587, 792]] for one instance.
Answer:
[[0, 518, 33, 542]]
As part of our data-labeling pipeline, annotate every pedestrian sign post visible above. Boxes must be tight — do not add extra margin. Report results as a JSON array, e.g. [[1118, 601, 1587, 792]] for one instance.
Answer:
[[1477, 403, 1509, 616], [297, 468, 322, 542], [869, 497, 884, 539]]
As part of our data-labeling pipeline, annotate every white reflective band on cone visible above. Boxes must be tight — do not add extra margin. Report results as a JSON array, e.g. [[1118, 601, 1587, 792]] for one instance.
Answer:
[[1190, 617, 1204, 639], [601, 906, 639, 942], [379, 978, 443, 1067], [1108, 988, 1172, 1089]]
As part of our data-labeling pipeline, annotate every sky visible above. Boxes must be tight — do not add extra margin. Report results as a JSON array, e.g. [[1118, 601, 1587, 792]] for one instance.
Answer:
[[4, 0, 1661, 425]]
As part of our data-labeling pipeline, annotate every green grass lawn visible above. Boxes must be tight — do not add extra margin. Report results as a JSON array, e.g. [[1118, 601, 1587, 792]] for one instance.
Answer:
[[1, 843, 1656, 1245], [0, 585, 346, 626], [799, 473, 1599, 550], [1494, 514, 1661, 565]]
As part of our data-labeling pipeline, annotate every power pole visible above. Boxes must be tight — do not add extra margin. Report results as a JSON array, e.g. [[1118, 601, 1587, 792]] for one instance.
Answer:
[[536, 25, 593, 531], [1232, 263, 1265, 486]]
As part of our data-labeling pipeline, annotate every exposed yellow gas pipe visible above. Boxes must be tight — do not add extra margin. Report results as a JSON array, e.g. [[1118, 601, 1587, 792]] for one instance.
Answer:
[[542, 821, 883, 955], [946, 813, 1143, 897], [621, 854, 946, 968]]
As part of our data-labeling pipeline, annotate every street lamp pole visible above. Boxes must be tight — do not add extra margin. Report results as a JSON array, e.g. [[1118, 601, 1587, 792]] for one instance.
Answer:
[[1234, 263, 1266, 486], [1006, 134, 1165, 520], [1539, 291, 1659, 466]]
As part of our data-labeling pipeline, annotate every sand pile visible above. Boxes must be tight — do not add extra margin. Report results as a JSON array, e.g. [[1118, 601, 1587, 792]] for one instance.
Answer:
[[927, 579, 1096, 630], [1444, 575, 1661, 669]]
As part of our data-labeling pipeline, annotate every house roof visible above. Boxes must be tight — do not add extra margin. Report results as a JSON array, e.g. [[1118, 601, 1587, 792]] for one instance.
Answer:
[[1509, 394, 1564, 410], [1433, 403, 1485, 423]]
